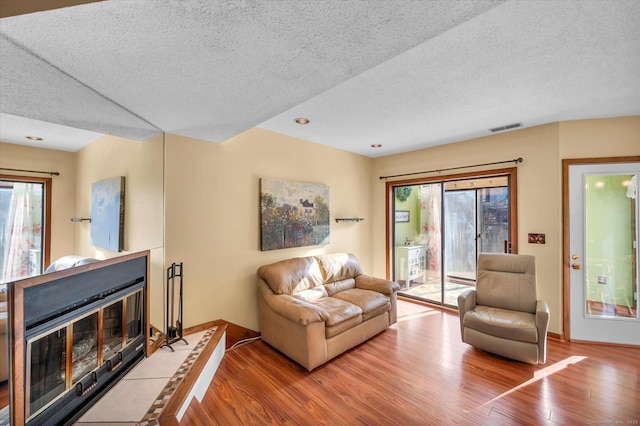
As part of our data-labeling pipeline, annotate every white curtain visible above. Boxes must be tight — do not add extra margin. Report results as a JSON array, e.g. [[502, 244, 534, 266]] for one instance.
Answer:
[[419, 184, 441, 272], [1, 183, 43, 283]]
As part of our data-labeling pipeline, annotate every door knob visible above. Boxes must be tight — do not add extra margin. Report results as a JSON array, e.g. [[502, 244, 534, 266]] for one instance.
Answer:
[[572, 254, 580, 260], [572, 263, 582, 270]]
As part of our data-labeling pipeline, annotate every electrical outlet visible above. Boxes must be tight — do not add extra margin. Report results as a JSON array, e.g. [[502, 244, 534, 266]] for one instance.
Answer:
[[597, 275, 607, 285]]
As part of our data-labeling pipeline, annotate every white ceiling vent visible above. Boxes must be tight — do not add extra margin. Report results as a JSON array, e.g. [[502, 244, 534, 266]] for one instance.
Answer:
[[489, 122, 522, 133]]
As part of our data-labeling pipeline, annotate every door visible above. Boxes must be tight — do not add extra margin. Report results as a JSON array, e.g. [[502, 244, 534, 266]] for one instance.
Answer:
[[568, 161, 640, 345], [477, 185, 510, 254], [444, 188, 476, 283], [443, 182, 511, 285]]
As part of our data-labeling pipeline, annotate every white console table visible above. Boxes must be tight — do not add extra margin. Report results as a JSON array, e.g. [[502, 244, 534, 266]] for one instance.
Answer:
[[395, 245, 426, 289]]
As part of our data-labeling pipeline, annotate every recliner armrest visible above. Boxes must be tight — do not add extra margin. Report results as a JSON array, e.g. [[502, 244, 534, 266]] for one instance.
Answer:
[[535, 299, 550, 331], [458, 288, 477, 314], [354, 275, 400, 295], [457, 288, 477, 341], [535, 299, 550, 364]]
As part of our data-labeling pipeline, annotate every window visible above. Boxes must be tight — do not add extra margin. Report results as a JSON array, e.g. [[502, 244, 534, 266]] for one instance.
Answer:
[[0, 175, 51, 286]]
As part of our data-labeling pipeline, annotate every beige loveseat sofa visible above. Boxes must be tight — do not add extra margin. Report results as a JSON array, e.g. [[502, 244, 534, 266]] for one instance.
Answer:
[[257, 253, 400, 371]]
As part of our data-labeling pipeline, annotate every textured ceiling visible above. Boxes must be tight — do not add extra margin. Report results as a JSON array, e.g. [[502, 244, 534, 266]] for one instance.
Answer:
[[1, 0, 639, 156]]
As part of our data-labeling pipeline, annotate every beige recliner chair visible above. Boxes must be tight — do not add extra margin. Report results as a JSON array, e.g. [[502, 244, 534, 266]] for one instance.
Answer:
[[458, 253, 549, 364]]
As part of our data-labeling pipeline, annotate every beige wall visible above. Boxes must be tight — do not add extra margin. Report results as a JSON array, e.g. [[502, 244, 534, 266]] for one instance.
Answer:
[[559, 116, 640, 158], [372, 116, 639, 335], [164, 128, 374, 331], [0, 142, 76, 262], [74, 134, 165, 327]]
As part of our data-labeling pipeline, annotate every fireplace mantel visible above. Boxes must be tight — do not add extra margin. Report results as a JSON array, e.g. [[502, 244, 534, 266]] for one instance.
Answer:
[[8, 251, 151, 426]]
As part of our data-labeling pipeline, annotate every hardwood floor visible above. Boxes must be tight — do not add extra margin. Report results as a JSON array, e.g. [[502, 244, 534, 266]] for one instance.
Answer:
[[182, 299, 640, 425]]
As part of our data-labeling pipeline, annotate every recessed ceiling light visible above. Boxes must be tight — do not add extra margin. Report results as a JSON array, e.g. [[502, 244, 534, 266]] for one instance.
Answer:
[[26, 136, 43, 141], [371, 144, 382, 148], [295, 118, 310, 125]]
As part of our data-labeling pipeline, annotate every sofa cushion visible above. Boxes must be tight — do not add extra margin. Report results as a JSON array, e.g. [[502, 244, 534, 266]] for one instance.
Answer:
[[45, 256, 100, 273], [309, 296, 362, 327], [292, 286, 329, 303], [258, 256, 324, 295], [332, 289, 390, 321], [315, 253, 363, 283], [325, 315, 363, 338], [476, 254, 537, 313], [324, 278, 356, 296], [463, 305, 538, 343]]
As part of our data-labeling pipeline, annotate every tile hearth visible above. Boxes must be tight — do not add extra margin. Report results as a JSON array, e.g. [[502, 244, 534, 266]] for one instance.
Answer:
[[75, 327, 223, 425]]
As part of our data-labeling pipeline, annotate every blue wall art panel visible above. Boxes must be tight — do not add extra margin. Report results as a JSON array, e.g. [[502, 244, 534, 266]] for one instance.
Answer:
[[91, 176, 125, 252]]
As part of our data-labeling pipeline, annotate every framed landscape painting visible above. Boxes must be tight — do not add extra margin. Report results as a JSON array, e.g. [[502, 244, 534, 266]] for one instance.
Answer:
[[90, 176, 125, 252], [260, 178, 330, 251]]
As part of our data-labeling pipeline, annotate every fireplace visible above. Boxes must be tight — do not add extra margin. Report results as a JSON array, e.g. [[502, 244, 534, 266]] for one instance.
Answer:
[[9, 251, 150, 426]]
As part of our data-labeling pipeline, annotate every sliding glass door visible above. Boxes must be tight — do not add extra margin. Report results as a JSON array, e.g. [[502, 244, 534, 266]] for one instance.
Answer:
[[441, 179, 510, 305], [477, 186, 510, 253], [443, 188, 476, 285], [391, 171, 515, 308]]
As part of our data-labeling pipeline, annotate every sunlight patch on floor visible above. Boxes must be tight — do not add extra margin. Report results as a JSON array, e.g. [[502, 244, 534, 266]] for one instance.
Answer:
[[396, 299, 442, 322], [396, 309, 442, 322], [466, 355, 588, 412]]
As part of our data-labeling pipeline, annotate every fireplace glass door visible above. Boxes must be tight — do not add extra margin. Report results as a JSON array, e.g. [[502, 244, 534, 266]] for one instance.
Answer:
[[25, 288, 144, 421], [72, 311, 99, 383], [126, 290, 143, 345], [27, 325, 67, 418], [102, 300, 123, 363]]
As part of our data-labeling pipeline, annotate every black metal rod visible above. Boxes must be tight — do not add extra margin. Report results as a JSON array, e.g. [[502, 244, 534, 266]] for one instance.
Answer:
[[177, 263, 183, 338], [162, 262, 187, 350], [0, 167, 60, 176], [165, 264, 172, 350], [169, 264, 175, 333], [379, 157, 523, 180]]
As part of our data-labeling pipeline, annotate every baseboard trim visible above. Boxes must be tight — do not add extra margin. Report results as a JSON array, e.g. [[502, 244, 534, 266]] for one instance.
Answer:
[[547, 331, 565, 342], [185, 319, 260, 349]]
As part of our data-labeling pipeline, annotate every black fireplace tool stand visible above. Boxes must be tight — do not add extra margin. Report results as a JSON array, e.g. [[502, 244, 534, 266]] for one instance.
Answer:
[[162, 262, 188, 351]]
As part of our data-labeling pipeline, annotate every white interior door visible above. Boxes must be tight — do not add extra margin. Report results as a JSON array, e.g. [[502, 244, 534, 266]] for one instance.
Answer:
[[569, 162, 640, 345]]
